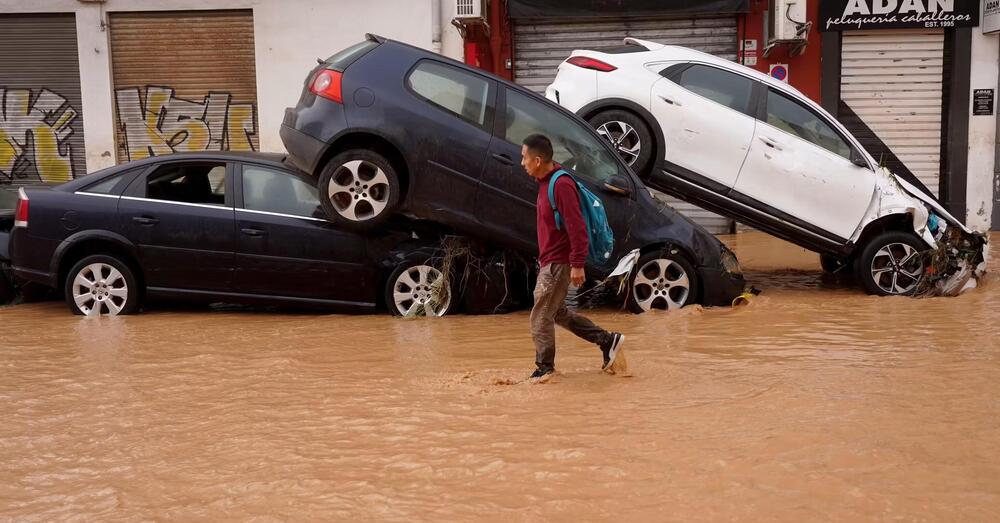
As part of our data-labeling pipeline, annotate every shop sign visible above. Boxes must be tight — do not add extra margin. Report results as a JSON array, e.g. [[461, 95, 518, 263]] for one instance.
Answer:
[[820, 0, 980, 31], [973, 89, 994, 116], [985, 0, 1000, 34]]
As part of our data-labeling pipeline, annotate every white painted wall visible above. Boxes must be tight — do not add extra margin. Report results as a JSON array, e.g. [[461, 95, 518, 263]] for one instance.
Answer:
[[0, 0, 464, 173], [966, 28, 999, 232]]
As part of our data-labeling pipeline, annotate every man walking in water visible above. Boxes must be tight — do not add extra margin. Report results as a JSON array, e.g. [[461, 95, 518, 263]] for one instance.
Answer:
[[521, 134, 624, 381]]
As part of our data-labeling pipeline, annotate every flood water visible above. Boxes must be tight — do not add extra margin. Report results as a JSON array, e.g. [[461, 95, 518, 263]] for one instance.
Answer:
[[2, 232, 999, 520]]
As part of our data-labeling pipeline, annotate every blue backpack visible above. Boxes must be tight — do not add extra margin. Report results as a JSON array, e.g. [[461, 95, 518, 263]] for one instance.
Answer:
[[548, 169, 615, 266]]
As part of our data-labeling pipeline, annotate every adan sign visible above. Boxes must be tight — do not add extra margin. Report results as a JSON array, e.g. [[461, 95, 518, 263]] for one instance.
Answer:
[[820, 0, 980, 31], [985, 0, 1000, 34]]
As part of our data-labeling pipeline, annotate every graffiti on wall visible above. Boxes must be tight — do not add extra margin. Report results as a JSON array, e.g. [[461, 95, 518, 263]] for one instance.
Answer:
[[115, 86, 258, 161], [0, 88, 80, 184]]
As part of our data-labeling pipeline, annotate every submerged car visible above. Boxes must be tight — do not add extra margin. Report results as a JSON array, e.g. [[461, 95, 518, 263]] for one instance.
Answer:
[[280, 34, 746, 312], [546, 38, 988, 297], [8, 152, 516, 317]]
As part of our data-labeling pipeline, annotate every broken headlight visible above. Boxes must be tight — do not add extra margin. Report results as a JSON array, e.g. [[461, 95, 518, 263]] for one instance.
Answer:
[[720, 245, 742, 276]]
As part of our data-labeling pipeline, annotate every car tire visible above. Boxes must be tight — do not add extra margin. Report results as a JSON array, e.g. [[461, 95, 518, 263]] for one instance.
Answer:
[[318, 149, 401, 231], [589, 109, 655, 178], [385, 253, 458, 317], [64, 255, 141, 316], [820, 253, 852, 274], [856, 231, 927, 296], [626, 250, 698, 314]]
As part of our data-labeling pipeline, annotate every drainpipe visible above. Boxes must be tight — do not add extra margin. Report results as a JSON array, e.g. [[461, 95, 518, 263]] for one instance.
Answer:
[[431, 0, 442, 54]]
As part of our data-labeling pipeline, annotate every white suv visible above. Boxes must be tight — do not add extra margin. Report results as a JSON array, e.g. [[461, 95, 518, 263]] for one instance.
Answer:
[[546, 38, 987, 297]]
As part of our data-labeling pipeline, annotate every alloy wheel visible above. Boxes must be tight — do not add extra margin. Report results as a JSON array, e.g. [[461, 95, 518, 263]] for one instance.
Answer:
[[392, 264, 451, 317], [596, 120, 642, 166], [632, 258, 691, 311], [328, 159, 391, 222], [71, 263, 129, 316], [870, 242, 924, 295]]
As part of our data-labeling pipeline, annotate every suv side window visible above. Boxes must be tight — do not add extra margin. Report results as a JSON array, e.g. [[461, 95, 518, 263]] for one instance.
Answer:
[[503, 89, 620, 184], [242, 165, 321, 218], [675, 64, 753, 114], [145, 163, 227, 206], [407, 61, 492, 128], [766, 89, 852, 159]]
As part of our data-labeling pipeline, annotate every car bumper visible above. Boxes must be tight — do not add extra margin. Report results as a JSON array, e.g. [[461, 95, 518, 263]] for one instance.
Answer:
[[280, 120, 326, 174], [698, 267, 745, 307]]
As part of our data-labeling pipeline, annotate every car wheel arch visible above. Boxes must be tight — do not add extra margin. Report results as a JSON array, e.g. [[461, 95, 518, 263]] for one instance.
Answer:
[[848, 212, 917, 259], [54, 232, 144, 295], [318, 131, 412, 204], [577, 98, 665, 177]]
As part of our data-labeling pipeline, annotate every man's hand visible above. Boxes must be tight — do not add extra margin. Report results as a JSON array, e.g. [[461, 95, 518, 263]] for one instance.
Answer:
[[570, 267, 586, 287]]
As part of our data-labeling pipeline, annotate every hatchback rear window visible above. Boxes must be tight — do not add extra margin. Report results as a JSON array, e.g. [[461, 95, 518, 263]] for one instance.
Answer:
[[324, 40, 379, 71]]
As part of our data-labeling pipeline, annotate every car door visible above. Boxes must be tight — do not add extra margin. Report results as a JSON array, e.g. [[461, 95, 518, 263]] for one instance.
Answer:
[[477, 87, 637, 261], [650, 63, 757, 189], [402, 59, 496, 225], [119, 161, 235, 292], [734, 87, 876, 241], [234, 162, 376, 305]]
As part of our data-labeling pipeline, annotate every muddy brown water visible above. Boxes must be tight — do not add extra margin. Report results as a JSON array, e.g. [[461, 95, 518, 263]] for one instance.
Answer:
[[2, 232, 999, 520]]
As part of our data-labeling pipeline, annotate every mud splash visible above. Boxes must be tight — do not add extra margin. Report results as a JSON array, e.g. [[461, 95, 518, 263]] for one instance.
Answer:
[[1, 232, 998, 520]]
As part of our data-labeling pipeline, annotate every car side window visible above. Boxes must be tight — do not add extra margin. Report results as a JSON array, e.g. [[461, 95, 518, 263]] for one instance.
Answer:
[[766, 89, 852, 159], [675, 64, 753, 114], [145, 163, 227, 206], [242, 165, 321, 218], [82, 174, 125, 195], [407, 61, 491, 128], [503, 89, 619, 184]]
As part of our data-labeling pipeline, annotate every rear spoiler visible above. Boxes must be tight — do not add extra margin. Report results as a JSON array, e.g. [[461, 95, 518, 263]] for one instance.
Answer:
[[366, 33, 387, 44], [623, 37, 664, 51]]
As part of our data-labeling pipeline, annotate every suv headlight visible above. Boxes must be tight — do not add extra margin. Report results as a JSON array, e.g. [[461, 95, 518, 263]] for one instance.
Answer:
[[720, 246, 742, 276]]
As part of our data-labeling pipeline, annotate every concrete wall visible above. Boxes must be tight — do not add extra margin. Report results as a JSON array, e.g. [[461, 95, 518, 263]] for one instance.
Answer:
[[0, 0, 463, 173], [966, 27, 999, 232]]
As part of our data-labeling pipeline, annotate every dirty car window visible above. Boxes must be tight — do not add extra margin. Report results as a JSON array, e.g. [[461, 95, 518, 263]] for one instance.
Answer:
[[242, 166, 321, 218], [766, 90, 852, 160], [408, 61, 490, 127], [503, 89, 618, 183], [676, 65, 753, 113]]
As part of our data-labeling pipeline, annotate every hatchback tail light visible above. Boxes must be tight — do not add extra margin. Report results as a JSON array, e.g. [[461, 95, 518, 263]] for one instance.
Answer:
[[567, 56, 617, 72], [310, 69, 344, 103], [14, 188, 28, 228]]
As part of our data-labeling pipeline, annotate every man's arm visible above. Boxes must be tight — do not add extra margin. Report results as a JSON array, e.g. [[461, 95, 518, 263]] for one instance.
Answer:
[[554, 178, 588, 270]]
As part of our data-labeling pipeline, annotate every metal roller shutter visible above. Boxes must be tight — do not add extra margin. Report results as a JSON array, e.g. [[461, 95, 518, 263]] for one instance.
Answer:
[[840, 30, 944, 197], [0, 13, 85, 186], [513, 16, 738, 233], [109, 10, 259, 163]]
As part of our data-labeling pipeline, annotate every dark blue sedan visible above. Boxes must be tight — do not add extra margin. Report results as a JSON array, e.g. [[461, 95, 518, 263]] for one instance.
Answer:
[[8, 152, 472, 316]]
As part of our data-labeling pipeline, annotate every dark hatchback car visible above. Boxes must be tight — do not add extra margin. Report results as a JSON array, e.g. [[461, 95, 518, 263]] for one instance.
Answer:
[[8, 152, 507, 317], [280, 34, 745, 311]]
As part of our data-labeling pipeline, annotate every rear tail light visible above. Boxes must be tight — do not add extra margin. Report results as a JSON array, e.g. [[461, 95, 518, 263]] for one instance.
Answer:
[[310, 69, 344, 103], [14, 188, 28, 228], [567, 56, 617, 72]]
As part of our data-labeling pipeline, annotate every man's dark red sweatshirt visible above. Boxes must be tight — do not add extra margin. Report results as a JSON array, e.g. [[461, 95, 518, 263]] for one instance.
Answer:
[[536, 166, 588, 269]]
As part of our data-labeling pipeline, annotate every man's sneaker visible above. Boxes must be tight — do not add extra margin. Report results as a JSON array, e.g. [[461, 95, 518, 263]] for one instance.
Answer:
[[530, 367, 554, 381], [601, 333, 625, 370]]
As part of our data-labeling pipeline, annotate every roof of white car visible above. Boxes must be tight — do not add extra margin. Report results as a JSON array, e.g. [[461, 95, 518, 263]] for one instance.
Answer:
[[602, 38, 806, 98]]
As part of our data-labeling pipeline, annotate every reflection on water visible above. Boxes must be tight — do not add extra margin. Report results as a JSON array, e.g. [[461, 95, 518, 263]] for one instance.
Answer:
[[1, 233, 999, 520]]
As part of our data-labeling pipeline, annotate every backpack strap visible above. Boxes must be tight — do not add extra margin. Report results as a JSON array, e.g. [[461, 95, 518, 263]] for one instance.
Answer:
[[547, 169, 569, 230]]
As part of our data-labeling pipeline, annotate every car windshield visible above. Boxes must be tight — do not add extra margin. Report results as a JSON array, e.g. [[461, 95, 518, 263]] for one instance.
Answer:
[[324, 40, 379, 71]]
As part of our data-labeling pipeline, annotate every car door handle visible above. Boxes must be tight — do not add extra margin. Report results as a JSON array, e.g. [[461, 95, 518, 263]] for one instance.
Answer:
[[491, 153, 514, 166], [658, 95, 682, 106], [241, 227, 266, 237], [132, 216, 159, 226], [759, 136, 783, 151]]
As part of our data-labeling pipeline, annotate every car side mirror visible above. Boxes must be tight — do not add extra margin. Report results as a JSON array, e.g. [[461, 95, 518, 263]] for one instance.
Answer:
[[603, 175, 631, 197], [850, 149, 869, 168]]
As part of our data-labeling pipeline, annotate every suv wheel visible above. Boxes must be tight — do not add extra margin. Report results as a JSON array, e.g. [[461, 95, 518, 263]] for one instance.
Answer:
[[385, 255, 457, 317], [318, 149, 400, 230], [857, 231, 926, 296], [589, 109, 654, 177], [64, 255, 141, 316], [626, 250, 697, 313]]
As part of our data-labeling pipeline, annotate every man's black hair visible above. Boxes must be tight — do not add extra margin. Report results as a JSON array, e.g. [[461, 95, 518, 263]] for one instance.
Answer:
[[523, 134, 554, 162]]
